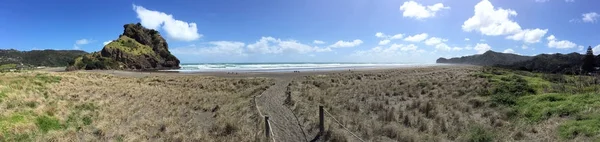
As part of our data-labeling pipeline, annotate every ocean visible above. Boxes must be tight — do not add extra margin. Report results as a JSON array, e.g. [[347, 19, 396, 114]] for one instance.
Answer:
[[170, 62, 437, 72]]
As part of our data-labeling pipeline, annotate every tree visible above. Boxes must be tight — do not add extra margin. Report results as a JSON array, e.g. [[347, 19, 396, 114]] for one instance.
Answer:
[[582, 46, 596, 73]]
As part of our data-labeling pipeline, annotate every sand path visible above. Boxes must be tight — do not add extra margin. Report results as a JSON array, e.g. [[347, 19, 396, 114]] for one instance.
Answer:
[[256, 77, 307, 142]]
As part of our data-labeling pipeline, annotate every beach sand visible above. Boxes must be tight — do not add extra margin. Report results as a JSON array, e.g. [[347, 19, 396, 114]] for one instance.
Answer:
[[2, 65, 558, 141]]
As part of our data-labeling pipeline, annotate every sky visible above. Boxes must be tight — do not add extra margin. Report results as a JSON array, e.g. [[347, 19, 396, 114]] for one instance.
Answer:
[[1, 0, 600, 63]]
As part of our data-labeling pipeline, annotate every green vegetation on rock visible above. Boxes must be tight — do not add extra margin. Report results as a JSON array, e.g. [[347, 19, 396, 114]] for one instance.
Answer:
[[66, 23, 180, 71]]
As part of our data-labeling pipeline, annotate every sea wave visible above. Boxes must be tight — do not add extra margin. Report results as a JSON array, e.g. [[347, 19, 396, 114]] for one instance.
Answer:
[[170, 63, 433, 72]]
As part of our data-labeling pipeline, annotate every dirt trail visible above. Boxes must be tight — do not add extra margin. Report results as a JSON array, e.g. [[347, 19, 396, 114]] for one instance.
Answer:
[[256, 77, 307, 142]]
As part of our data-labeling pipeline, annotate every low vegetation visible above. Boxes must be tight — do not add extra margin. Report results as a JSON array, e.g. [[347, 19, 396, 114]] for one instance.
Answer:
[[288, 66, 599, 141], [0, 71, 273, 141]]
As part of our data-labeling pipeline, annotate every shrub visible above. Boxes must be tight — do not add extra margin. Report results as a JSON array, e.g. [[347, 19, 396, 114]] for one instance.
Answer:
[[35, 115, 63, 133]]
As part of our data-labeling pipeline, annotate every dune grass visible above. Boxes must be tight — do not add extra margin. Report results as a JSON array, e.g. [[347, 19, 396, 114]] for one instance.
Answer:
[[478, 67, 600, 140], [0, 71, 273, 141]]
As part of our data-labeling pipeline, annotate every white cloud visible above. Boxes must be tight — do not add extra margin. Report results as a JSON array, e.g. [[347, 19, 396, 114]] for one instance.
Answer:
[[133, 4, 202, 41], [329, 39, 363, 48], [503, 48, 515, 54], [462, 0, 522, 36], [352, 44, 425, 59], [474, 43, 492, 54], [593, 45, 600, 55], [399, 1, 450, 19], [404, 33, 429, 42], [435, 43, 451, 51], [390, 34, 404, 39], [424, 37, 448, 46], [463, 0, 549, 44], [465, 38, 470, 41], [535, 0, 550, 2], [247, 37, 331, 54], [379, 39, 391, 45], [76, 39, 91, 45], [375, 32, 386, 38], [313, 40, 325, 44], [522, 45, 528, 49], [172, 41, 246, 56], [103, 40, 112, 46], [578, 45, 584, 51], [582, 12, 599, 23], [452, 47, 464, 51], [375, 32, 403, 40], [546, 35, 577, 49], [73, 39, 93, 49], [506, 28, 548, 43]]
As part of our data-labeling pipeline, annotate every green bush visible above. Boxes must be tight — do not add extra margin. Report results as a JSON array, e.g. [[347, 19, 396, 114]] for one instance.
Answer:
[[559, 116, 600, 139], [35, 115, 63, 133]]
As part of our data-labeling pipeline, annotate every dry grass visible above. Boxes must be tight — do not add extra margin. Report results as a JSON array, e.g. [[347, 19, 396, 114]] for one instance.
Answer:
[[287, 66, 578, 141], [0, 71, 273, 141]]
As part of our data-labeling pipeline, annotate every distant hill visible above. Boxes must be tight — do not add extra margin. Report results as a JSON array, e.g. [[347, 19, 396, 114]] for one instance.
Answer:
[[0, 49, 87, 67], [437, 50, 600, 74], [503, 53, 586, 74], [436, 50, 533, 66], [66, 23, 180, 71]]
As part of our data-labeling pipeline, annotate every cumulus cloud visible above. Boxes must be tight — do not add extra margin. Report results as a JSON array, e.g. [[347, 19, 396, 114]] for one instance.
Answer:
[[506, 28, 548, 43], [465, 38, 470, 41], [463, 0, 548, 44], [462, 0, 521, 36], [435, 43, 451, 51], [474, 43, 491, 54], [582, 12, 599, 23], [399, 1, 449, 19], [546, 35, 577, 49], [133, 4, 202, 41], [424, 37, 448, 46], [379, 39, 391, 45], [313, 40, 325, 44], [390, 34, 404, 39], [248, 37, 331, 54], [503, 48, 515, 54], [375, 32, 404, 39], [375, 32, 386, 38], [404, 33, 429, 42], [593, 45, 600, 55], [172, 41, 246, 56], [73, 39, 93, 49], [329, 39, 363, 48], [352, 44, 425, 59]]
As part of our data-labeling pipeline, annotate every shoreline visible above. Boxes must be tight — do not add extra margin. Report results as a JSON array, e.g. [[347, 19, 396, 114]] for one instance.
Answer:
[[67, 64, 465, 78]]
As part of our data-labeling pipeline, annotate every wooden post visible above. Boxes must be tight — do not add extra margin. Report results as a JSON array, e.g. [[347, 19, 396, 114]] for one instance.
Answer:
[[265, 116, 270, 138], [319, 105, 324, 136]]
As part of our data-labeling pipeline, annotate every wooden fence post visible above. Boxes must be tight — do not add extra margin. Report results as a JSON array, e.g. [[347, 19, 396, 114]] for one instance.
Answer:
[[265, 116, 270, 139], [319, 105, 324, 136]]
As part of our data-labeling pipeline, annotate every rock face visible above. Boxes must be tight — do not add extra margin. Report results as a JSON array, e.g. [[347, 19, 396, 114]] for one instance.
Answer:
[[67, 23, 180, 71]]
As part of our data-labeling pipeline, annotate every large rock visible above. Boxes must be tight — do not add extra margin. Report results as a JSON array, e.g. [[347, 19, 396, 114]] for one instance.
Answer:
[[67, 23, 180, 71]]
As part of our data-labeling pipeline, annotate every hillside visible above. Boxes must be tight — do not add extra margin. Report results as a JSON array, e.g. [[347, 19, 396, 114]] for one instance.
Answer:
[[503, 53, 586, 74], [0, 49, 87, 67], [66, 23, 180, 71], [437, 50, 600, 74], [436, 50, 533, 66]]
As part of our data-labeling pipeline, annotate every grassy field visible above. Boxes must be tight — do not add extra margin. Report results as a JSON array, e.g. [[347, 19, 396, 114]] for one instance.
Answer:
[[288, 66, 600, 141], [0, 71, 273, 141]]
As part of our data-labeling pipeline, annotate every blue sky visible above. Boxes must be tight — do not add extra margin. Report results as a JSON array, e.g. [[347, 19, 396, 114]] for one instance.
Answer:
[[1, 0, 599, 63]]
